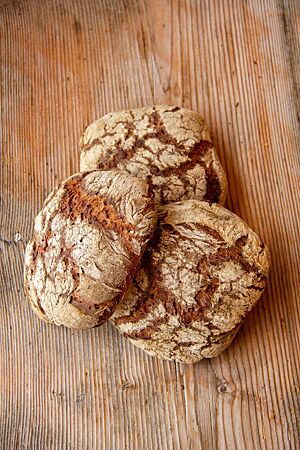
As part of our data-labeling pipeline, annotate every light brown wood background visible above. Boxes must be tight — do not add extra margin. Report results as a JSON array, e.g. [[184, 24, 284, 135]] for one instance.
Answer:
[[0, 0, 299, 449]]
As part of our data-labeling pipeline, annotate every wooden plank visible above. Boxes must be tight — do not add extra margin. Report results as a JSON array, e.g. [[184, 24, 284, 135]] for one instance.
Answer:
[[0, 0, 299, 449]]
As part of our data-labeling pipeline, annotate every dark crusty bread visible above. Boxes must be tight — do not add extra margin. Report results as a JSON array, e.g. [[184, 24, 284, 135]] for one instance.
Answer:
[[111, 200, 271, 363], [80, 105, 227, 206], [24, 170, 157, 329]]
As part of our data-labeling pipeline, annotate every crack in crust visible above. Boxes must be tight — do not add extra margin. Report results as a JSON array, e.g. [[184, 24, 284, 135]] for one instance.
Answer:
[[111, 200, 271, 363], [80, 106, 227, 205], [59, 176, 136, 251], [24, 170, 157, 329]]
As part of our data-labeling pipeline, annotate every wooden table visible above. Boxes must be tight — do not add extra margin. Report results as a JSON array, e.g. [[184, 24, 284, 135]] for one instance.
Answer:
[[1, 1, 299, 449]]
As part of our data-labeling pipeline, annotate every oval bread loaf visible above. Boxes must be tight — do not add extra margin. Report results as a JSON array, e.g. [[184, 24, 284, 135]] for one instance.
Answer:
[[80, 105, 227, 206], [111, 200, 271, 363], [24, 170, 157, 329]]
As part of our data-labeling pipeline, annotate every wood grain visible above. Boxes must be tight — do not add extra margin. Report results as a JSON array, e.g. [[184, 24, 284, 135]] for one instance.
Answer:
[[0, 0, 299, 449]]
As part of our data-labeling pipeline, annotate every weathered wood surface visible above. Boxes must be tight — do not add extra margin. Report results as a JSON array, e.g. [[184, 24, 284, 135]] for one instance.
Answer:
[[0, 0, 299, 449]]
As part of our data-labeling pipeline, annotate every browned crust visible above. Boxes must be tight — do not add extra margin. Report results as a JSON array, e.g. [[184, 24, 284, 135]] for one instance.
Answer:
[[113, 230, 265, 330], [59, 176, 136, 246]]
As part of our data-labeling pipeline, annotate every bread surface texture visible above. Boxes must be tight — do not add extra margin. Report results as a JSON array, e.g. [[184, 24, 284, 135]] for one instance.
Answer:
[[111, 200, 271, 363], [80, 105, 227, 206], [24, 170, 157, 329]]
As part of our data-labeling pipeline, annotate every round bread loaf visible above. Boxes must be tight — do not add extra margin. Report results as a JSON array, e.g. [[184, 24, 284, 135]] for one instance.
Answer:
[[80, 105, 227, 206], [111, 200, 271, 363], [24, 170, 157, 329]]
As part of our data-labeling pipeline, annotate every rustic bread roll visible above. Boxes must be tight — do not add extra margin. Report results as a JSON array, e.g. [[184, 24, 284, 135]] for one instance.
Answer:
[[24, 170, 157, 329], [111, 201, 271, 363], [80, 105, 227, 206]]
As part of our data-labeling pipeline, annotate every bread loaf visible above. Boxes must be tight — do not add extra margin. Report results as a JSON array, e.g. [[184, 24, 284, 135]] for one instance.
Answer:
[[80, 106, 227, 206], [24, 170, 157, 329], [111, 200, 270, 363]]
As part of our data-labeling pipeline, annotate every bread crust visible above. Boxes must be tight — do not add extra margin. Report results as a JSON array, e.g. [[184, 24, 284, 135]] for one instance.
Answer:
[[111, 200, 271, 363], [24, 170, 157, 329], [80, 106, 227, 206]]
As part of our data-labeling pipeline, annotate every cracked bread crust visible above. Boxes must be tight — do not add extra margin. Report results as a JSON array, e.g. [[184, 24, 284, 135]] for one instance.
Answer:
[[111, 200, 271, 363], [24, 170, 157, 329], [80, 105, 227, 206]]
